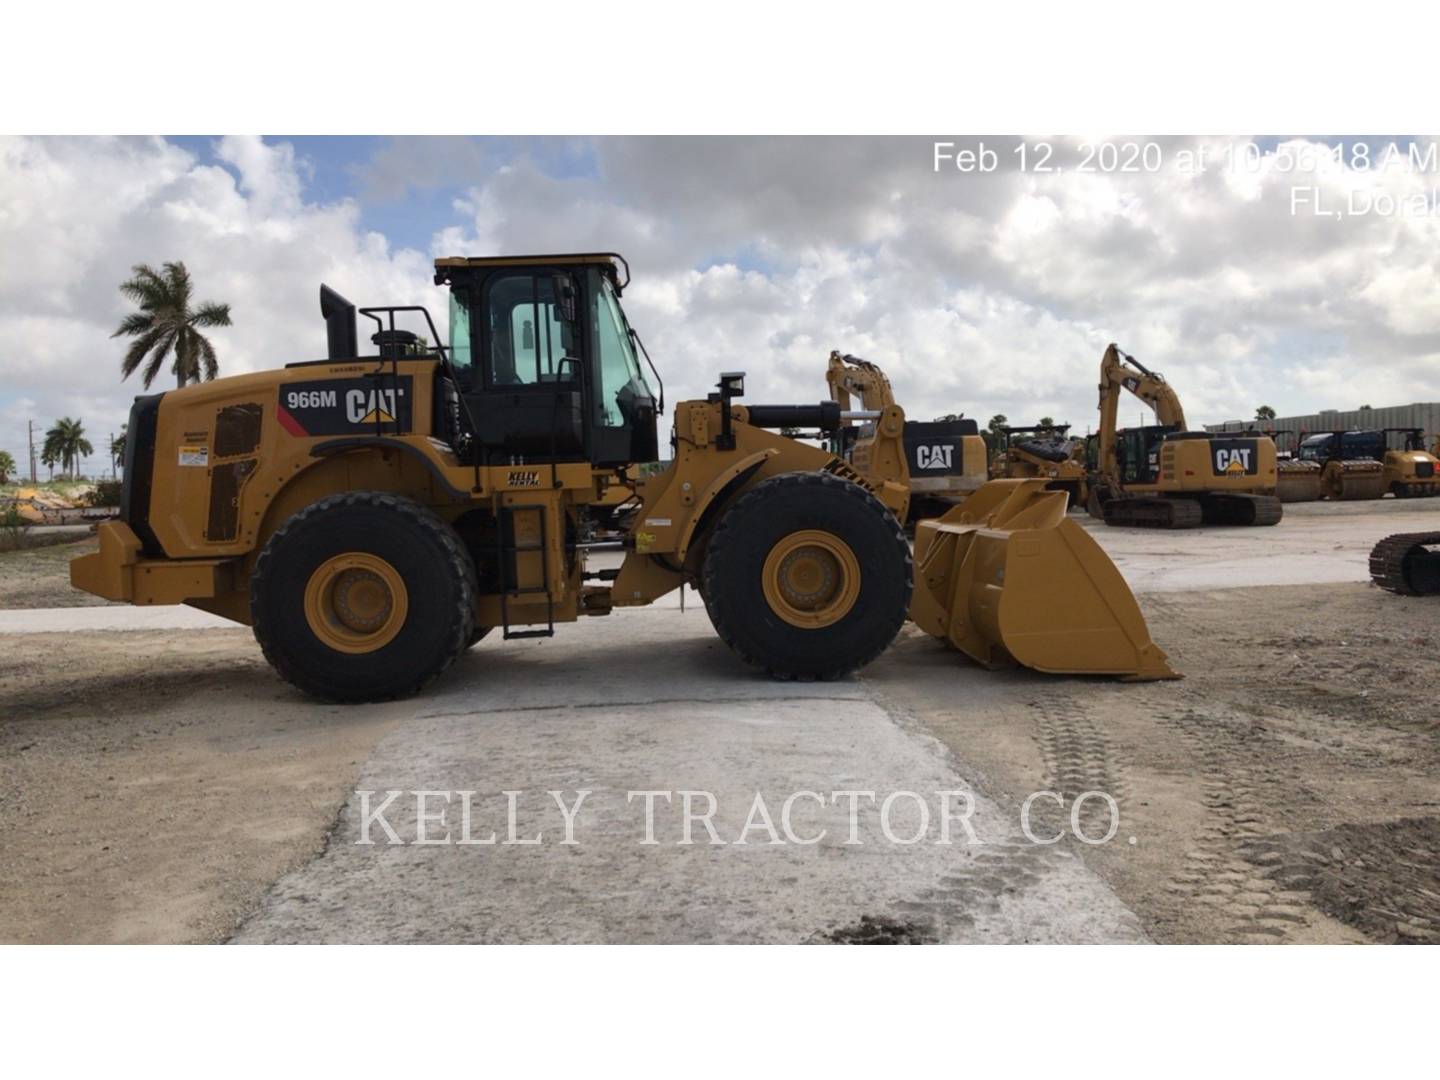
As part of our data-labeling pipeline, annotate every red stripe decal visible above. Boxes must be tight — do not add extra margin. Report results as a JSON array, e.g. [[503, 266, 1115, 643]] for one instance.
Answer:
[[276, 403, 308, 437]]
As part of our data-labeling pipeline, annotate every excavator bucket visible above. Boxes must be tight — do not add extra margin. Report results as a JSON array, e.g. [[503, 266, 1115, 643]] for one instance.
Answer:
[[909, 479, 1180, 680]]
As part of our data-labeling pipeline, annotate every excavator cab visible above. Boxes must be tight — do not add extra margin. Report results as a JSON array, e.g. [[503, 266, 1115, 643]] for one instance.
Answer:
[[433, 254, 661, 468]]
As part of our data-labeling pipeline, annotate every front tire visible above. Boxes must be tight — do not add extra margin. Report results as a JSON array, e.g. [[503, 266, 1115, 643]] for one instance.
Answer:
[[702, 472, 911, 680], [251, 492, 475, 702]]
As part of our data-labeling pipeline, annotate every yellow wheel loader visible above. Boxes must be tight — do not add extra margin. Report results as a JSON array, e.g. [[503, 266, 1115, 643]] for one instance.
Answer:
[[1088, 345, 1282, 528], [72, 254, 1176, 701], [824, 352, 988, 520], [992, 424, 1089, 508]]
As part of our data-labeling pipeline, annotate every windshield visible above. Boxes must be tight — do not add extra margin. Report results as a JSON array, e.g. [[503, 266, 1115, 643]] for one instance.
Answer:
[[590, 271, 653, 426], [1298, 436, 1330, 461]]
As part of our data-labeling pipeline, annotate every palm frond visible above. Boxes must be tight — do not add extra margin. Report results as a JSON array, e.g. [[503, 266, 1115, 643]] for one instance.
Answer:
[[118, 264, 169, 308], [144, 329, 178, 388], [190, 301, 232, 328], [111, 311, 155, 339], [121, 325, 168, 380], [196, 331, 219, 380], [163, 262, 192, 310]]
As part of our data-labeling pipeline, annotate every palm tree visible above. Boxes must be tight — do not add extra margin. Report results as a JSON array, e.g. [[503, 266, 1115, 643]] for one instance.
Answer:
[[40, 443, 57, 481], [0, 449, 14, 484], [110, 426, 127, 472], [44, 418, 93, 479], [112, 262, 232, 389]]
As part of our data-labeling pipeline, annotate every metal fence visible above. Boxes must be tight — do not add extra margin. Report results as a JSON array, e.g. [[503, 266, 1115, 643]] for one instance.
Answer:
[[1206, 403, 1440, 448]]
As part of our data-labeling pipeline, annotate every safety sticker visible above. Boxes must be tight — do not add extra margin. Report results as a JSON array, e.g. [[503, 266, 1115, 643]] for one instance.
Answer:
[[178, 445, 210, 468]]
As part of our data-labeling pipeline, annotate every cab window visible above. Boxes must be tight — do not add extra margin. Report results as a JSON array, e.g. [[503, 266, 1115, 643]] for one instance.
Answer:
[[484, 273, 575, 386]]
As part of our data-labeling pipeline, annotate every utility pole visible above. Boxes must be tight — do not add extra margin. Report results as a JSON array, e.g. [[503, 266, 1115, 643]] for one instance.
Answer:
[[109, 431, 116, 479], [28, 419, 36, 484]]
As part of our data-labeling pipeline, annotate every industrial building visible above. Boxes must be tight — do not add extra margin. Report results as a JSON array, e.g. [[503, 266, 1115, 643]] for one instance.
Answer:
[[1206, 402, 1440, 450]]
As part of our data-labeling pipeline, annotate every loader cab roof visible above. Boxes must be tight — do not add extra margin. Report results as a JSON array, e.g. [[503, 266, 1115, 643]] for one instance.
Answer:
[[434, 253, 630, 293]]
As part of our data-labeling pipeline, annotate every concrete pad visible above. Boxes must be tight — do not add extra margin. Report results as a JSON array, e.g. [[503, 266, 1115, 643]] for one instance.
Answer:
[[232, 609, 1146, 944]]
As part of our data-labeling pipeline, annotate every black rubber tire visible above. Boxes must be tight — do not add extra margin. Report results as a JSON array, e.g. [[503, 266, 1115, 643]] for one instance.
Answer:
[[251, 492, 476, 703], [701, 471, 911, 681], [466, 626, 492, 649]]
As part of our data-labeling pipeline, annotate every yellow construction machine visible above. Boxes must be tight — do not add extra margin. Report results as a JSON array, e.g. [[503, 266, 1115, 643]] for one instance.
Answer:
[[72, 254, 1176, 700], [824, 351, 988, 520], [1088, 345, 1282, 528], [1297, 427, 1439, 500], [1263, 429, 1324, 503], [1295, 430, 1387, 500], [991, 424, 1089, 508]]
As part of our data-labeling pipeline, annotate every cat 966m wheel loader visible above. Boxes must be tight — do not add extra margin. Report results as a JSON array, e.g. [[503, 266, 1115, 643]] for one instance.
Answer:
[[72, 254, 1176, 701]]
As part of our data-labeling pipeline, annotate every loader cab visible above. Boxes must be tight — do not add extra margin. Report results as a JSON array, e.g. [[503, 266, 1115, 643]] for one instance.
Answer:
[[434, 254, 660, 468]]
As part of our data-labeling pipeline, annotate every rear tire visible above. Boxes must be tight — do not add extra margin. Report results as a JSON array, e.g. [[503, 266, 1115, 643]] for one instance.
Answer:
[[702, 472, 911, 680], [251, 492, 475, 702]]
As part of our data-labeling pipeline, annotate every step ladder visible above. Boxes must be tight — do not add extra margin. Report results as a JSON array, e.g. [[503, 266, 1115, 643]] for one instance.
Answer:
[[496, 502, 555, 640]]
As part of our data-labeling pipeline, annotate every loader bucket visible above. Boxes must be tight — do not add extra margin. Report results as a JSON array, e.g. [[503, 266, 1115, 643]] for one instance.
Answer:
[[909, 479, 1180, 680]]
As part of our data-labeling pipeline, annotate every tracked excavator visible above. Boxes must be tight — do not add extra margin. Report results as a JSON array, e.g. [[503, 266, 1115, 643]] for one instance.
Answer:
[[70, 254, 1177, 701], [1088, 345, 1282, 528], [992, 424, 1089, 508], [824, 351, 989, 520]]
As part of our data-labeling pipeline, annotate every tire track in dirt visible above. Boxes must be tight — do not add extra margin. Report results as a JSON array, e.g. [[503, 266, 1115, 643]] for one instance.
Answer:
[[1156, 698, 1321, 944], [1029, 690, 1127, 842]]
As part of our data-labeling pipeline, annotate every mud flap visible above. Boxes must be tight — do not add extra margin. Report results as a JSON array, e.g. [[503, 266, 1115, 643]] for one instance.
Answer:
[[908, 479, 1180, 680]]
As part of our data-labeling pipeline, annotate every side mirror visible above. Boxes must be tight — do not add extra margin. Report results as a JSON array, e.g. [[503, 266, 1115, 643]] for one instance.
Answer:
[[522, 319, 534, 351]]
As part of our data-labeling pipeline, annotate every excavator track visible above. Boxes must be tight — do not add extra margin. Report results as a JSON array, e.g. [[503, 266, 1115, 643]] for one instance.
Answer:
[[1200, 492, 1283, 526], [1369, 531, 1440, 595], [1102, 496, 1204, 529]]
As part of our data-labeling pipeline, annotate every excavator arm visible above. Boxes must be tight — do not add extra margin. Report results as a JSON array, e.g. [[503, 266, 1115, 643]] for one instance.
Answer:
[[1095, 343, 1187, 487], [826, 351, 896, 413]]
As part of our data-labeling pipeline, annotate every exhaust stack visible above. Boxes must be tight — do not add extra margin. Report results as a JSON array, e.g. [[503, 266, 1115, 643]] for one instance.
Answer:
[[320, 284, 358, 361]]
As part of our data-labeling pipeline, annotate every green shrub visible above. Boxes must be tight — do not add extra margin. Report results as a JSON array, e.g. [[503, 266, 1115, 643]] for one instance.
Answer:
[[88, 479, 123, 508]]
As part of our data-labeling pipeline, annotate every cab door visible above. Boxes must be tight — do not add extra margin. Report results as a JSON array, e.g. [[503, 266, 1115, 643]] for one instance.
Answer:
[[464, 269, 586, 463]]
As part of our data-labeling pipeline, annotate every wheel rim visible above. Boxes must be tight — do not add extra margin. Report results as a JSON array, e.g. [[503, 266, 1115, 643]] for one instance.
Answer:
[[303, 552, 409, 654], [761, 529, 861, 629]]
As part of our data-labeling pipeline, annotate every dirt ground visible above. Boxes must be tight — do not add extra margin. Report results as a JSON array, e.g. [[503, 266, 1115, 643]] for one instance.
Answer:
[[869, 582, 1440, 944], [0, 535, 113, 608], [0, 630, 409, 943], [1, 580, 1436, 943]]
